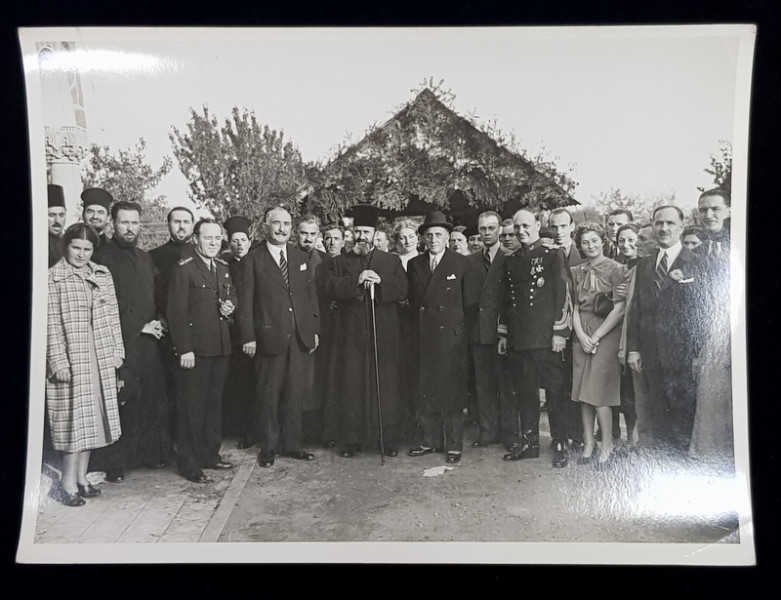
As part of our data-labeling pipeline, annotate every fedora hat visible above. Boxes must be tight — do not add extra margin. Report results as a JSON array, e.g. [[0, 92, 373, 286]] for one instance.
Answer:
[[418, 210, 453, 235]]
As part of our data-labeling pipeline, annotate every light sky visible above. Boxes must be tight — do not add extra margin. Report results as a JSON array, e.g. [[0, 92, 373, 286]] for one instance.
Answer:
[[59, 27, 747, 212]]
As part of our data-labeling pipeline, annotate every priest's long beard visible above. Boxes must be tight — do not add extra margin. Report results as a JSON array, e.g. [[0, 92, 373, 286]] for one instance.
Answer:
[[353, 241, 373, 256]]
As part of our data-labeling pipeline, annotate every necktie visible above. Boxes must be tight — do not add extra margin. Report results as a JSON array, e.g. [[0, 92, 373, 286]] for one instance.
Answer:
[[708, 240, 722, 257], [430, 255, 437, 273], [654, 250, 668, 293], [279, 251, 289, 287], [483, 248, 491, 272]]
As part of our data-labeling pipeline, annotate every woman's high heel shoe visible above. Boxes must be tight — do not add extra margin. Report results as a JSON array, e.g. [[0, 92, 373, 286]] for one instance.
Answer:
[[50, 484, 86, 507], [77, 483, 102, 498]]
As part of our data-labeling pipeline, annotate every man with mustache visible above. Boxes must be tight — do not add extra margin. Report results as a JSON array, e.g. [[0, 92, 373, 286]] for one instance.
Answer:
[[236, 206, 320, 468], [48, 184, 67, 267], [80, 188, 113, 250], [90, 201, 171, 483], [323, 205, 408, 458]]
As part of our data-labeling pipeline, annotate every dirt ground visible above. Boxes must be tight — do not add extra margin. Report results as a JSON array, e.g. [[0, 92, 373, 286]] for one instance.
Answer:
[[220, 415, 740, 545]]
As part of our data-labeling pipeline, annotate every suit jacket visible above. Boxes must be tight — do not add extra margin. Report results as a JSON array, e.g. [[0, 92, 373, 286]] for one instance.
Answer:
[[464, 246, 506, 345], [500, 240, 571, 352], [408, 248, 468, 412], [626, 246, 705, 374], [167, 254, 235, 357], [235, 241, 319, 356]]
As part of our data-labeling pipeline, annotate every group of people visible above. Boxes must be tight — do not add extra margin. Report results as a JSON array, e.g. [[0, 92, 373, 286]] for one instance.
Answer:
[[44, 181, 734, 507]]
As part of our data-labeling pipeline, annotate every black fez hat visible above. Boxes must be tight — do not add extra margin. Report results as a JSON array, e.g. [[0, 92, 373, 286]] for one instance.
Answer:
[[80, 187, 113, 211], [224, 215, 251, 239], [418, 210, 454, 235], [463, 224, 479, 238], [351, 204, 379, 228], [48, 184, 66, 208]]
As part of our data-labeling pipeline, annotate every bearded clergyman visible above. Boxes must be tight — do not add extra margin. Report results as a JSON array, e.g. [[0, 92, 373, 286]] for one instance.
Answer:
[[322, 204, 408, 459]]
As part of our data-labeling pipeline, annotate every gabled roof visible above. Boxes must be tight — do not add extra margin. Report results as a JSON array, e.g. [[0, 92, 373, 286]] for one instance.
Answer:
[[311, 88, 577, 222]]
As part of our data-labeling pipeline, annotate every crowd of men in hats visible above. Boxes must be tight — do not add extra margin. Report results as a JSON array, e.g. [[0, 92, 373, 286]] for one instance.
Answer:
[[45, 181, 734, 504]]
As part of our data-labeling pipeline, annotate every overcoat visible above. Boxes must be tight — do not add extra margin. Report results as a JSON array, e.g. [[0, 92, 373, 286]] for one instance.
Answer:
[[46, 259, 124, 452], [323, 249, 408, 443], [407, 248, 469, 413]]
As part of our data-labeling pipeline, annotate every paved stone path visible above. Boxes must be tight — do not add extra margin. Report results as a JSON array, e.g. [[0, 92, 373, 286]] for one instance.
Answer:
[[34, 446, 253, 544]]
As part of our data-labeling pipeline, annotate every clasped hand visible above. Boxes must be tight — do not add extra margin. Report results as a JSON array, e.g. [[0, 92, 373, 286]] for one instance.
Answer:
[[358, 270, 381, 289]]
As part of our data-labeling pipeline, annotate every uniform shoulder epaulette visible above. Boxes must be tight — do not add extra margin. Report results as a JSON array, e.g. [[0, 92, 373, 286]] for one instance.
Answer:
[[178, 257, 193, 266], [214, 257, 228, 266]]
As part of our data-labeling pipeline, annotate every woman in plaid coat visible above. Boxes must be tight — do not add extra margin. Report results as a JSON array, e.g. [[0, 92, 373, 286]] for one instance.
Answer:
[[47, 224, 124, 506]]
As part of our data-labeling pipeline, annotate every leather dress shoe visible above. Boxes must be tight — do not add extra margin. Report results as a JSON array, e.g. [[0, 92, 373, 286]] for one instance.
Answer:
[[106, 471, 125, 483], [552, 442, 568, 468], [184, 471, 209, 483], [77, 483, 102, 498], [284, 450, 315, 461], [472, 439, 499, 449], [384, 447, 398, 457], [503, 444, 540, 461], [408, 446, 436, 457], [340, 448, 355, 458], [258, 450, 276, 468], [237, 437, 256, 450], [50, 484, 86, 507], [446, 452, 462, 464], [206, 461, 233, 470]]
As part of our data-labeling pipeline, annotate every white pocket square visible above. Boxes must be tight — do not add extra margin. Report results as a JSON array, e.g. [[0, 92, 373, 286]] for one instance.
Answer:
[[447, 274, 457, 280], [300, 263, 307, 271]]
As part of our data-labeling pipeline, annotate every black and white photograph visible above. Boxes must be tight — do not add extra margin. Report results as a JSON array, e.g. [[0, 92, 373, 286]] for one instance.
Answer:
[[16, 25, 754, 564]]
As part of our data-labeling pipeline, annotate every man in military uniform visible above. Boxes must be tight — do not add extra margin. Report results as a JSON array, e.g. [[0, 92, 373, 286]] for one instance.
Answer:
[[80, 187, 113, 250], [498, 208, 572, 467], [48, 184, 66, 267], [167, 218, 236, 483]]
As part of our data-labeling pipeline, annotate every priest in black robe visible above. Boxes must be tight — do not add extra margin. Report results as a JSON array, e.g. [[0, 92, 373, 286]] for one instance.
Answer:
[[323, 205, 408, 458], [91, 200, 171, 482]]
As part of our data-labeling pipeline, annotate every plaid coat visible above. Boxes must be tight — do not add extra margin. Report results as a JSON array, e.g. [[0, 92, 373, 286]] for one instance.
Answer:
[[47, 258, 125, 452]]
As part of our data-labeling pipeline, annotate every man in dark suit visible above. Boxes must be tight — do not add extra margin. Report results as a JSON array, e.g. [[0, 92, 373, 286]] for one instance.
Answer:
[[167, 218, 237, 483], [464, 211, 510, 449], [627, 205, 705, 453], [499, 209, 572, 467], [235, 206, 320, 468], [295, 214, 331, 445], [407, 211, 469, 464], [220, 215, 256, 448]]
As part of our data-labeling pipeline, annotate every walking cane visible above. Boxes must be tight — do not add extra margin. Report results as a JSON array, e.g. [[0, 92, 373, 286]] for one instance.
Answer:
[[369, 283, 385, 465]]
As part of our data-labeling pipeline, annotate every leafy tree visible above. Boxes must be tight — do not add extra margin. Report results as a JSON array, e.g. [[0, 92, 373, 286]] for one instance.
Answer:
[[698, 140, 732, 193], [589, 188, 677, 226], [169, 106, 308, 233], [81, 138, 172, 222], [309, 82, 577, 220]]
